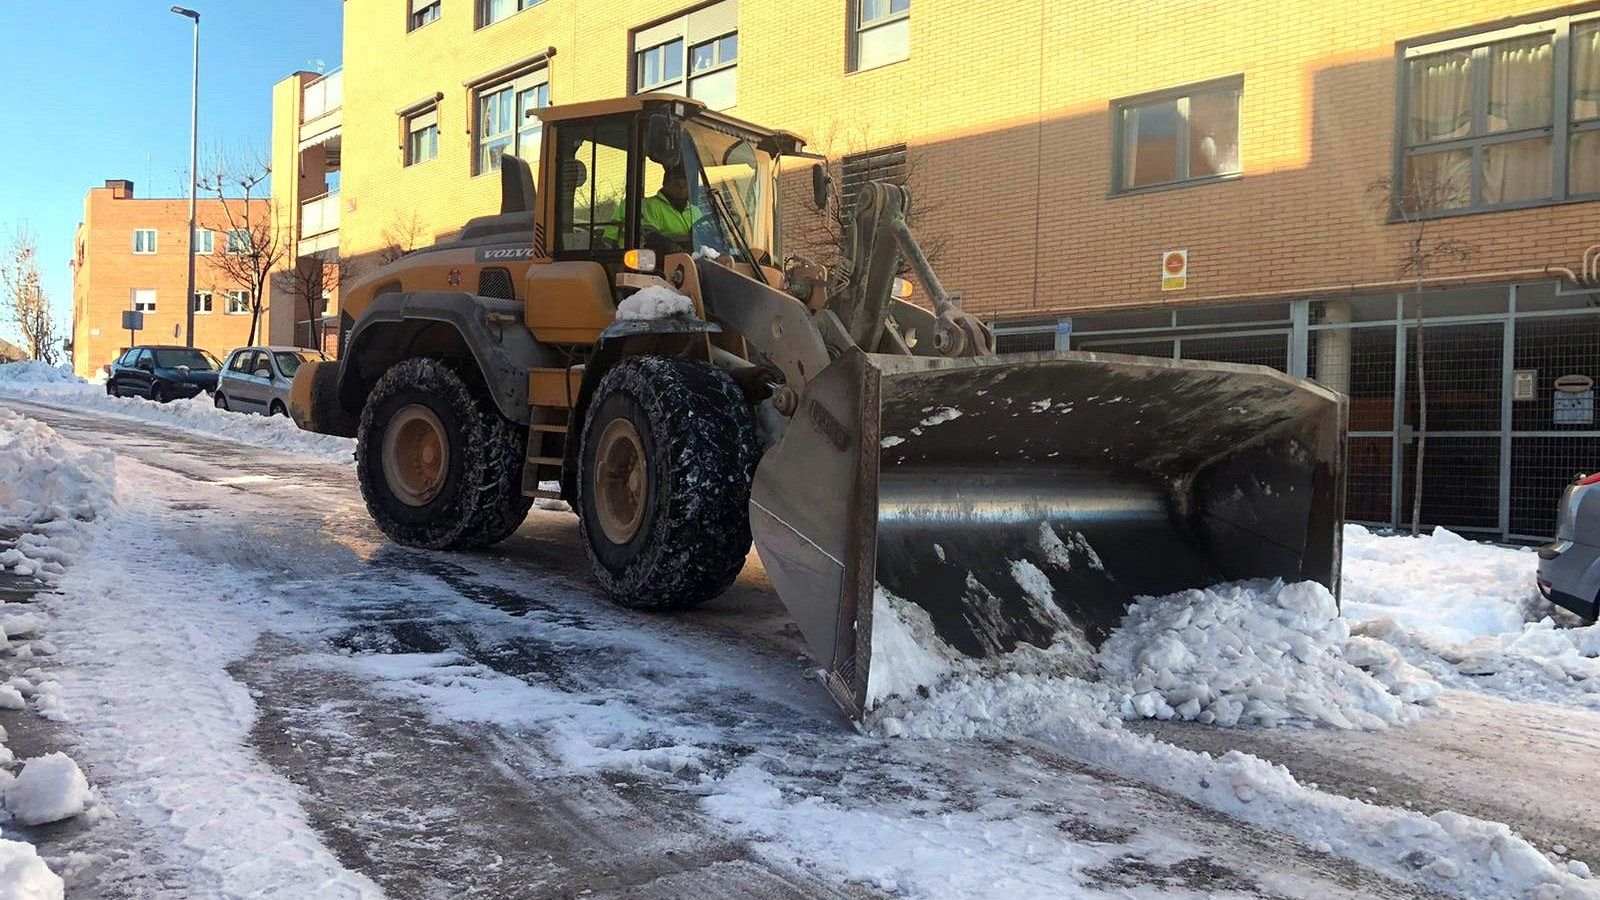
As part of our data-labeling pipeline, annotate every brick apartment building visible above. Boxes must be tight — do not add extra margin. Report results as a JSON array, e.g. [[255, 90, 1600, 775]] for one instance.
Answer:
[[269, 0, 1600, 538], [70, 179, 273, 379]]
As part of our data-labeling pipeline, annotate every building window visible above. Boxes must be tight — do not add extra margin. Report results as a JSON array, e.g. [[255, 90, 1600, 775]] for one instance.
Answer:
[[1400, 13, 1600, 215], [225, 290, 251, 315], [478, 0, 539, 28], [689, 33, 738, 109], [631, 1, 738, 110], [637, 39, 686, 93], [476, 71, 548, 174], [1112, 76, 1242, 193], [226, 229, 251, 255], [193, 228, 213, 255], [132, 229, 157, 254], [852, 0, 909, 72], [193, 291, 213, 314], [131, 289, 156, 312], [406, 107, 439, 166], [409, 0, 440, 31]]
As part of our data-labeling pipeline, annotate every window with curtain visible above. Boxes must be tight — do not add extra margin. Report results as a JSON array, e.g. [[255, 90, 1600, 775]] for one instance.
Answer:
[[853, 0, 909, 72], [475, 70, 548, 174], [1401, 14, 1600, 214], [405, 107, 439, 166], [1574, 21, 1600, 196], [1112, 78, 1241, 193], [478, 0, 539, 28], [630, 1, 737, 110]]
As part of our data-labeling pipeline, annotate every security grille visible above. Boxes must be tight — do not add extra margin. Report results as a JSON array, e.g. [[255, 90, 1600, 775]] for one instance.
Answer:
[[840, 144, 907, 219], [998, 282, 1600, 540]]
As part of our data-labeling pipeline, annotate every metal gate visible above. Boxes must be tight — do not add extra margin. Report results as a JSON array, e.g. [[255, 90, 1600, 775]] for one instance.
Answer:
[[996, 282, 1600, 541]]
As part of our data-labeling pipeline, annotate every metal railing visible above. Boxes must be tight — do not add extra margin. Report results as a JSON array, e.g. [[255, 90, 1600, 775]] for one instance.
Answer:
[[300, 191, 340, 239], [301, 68, 343, 123], [996, 281, 1600, 541]]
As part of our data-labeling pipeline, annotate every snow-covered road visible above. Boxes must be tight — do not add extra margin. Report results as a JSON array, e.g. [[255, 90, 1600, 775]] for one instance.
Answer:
[[1, 393, 1595, 898]]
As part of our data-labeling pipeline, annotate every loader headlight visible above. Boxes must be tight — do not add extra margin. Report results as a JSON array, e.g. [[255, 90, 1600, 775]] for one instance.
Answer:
[[892, 277, 914, 299], [623, 249, 658, 272]]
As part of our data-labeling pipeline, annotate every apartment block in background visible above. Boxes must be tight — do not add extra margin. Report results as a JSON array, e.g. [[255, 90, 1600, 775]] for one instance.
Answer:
[[277, 0, 1600, 539], [69, 179, 271, 379], [268, 68, 343, 354]]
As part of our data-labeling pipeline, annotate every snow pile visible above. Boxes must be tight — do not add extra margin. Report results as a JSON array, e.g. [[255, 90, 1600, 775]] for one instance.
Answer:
[[0, 407, 115, 582], [2, 752, 89, 825], [615, 285, 695, 320], [867, 578, 1438, 734], [1099, 579, 1440, 729], [0, 362, 80, 385], [0, 839, 63, 900], [0, 383, 354, 464], [1342, 524, 1542, 643], [1343, 525, 1600, 708]]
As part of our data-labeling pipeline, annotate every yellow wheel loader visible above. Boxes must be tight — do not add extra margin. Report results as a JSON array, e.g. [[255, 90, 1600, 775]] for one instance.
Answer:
[[291, 95, 1347, 721]]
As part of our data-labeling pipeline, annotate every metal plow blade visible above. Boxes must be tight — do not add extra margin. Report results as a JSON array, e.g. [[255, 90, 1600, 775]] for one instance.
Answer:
[[749, 348, 1347, 721]]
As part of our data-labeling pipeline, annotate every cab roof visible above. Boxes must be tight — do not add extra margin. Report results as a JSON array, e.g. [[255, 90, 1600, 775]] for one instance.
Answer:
[[533, 93, 809, 155]]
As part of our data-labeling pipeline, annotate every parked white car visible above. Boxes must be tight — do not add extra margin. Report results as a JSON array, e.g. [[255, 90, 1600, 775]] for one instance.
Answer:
[[215, 346, 327, 416]]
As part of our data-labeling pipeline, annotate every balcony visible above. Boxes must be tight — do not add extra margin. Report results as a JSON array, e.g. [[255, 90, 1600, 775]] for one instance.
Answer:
[[299, 191, 340, 256], [299, 68, 342, 147]]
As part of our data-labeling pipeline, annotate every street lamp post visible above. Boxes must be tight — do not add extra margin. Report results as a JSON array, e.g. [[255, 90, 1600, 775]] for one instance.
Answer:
[[172, 6, 200, 348]]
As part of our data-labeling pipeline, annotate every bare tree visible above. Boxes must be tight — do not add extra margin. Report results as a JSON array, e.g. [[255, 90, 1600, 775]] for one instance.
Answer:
[[0, 224, 59, 365], [378, 210, 428, 266], [1369, 170, 1474, 535], [792, 121, 947, 280], [276, 259, 340, 351], [199, 149, 288, 345]]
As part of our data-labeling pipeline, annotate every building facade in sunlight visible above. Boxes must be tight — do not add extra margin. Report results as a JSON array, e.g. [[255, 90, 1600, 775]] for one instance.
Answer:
[[269, 0, 1600, 538], [69, 180, 271, 379]]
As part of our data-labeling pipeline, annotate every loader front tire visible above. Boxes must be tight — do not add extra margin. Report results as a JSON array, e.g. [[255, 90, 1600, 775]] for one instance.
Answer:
[[579, 356, 758, 611], [357, 357, 532, 551]]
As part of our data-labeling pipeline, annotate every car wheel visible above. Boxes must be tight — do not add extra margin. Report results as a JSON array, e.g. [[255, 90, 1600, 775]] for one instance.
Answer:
[[106, 380, 116, 397], [577, 356, 758, 611], [148, 383, 163, 402], [215, 392, 230, 412], [269, 400, 287, 417], [355, 358, 532, 551]]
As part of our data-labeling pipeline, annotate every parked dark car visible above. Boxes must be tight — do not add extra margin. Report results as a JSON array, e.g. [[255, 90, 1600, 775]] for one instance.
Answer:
[[215, 346, 326, 416], [105, 346, 221, 402], [1538, 471, 1600, 624]]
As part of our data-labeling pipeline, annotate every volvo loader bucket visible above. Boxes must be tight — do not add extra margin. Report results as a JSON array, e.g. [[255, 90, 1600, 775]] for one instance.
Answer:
[[749, 348, 1347, 721]]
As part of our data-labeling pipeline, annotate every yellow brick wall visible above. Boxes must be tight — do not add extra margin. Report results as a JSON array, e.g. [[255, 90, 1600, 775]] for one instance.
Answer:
[[69, 185, 272, 378], [324, 0, 1600, 324]]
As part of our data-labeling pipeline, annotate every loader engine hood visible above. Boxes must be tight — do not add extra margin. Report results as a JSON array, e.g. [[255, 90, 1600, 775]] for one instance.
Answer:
[[747, 348, 1347, 721]]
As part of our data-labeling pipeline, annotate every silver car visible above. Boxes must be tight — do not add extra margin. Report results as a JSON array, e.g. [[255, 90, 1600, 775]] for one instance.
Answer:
[[215, 346, 327, 416], [1537, 472, 1600, 624]]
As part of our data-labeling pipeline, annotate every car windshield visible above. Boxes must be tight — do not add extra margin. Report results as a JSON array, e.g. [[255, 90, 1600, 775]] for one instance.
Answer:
[[152, 349, 220, 370], [273, 351, 316, 378], [676, 120, 776, 261]]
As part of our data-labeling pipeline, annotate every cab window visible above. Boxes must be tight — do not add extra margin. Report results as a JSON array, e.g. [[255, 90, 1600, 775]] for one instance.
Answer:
[[228, 351, 251, 373], [551, 118, 633, 256]]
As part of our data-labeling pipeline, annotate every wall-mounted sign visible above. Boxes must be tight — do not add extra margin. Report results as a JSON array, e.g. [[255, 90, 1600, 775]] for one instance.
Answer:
[[1555, 392, 1595, 425], [1161, 250, 1188, 292], [1554, 373, 1594, 393], [1513, 369, 1537, 401]]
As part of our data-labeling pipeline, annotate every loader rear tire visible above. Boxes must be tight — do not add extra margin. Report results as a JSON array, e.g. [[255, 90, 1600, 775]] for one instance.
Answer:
[[357, 357, 532, 551], [578, 356, 758, 611]]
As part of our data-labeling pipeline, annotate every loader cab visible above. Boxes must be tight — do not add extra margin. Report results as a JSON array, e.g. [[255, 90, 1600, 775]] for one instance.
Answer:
[[525, 95, 803, 344]]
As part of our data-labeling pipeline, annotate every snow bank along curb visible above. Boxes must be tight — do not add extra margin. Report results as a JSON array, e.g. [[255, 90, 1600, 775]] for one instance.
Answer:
[[0, 362, 354, 465], [0, 407, 109, 896], [1343, 524, 1600, 709]]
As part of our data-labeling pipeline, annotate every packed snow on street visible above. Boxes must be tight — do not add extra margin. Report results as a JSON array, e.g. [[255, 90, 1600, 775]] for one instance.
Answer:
[[1, 362, 1598, 899]]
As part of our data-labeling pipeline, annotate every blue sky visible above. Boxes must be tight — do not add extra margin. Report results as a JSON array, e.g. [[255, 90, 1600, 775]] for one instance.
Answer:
[[0, 0, 343, 350]]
